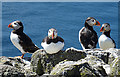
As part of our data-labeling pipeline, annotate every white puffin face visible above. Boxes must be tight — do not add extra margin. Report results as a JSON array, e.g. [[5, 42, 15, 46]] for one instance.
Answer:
[[86, 17, 100, 26], [8, 21, 23, 30], [86, 19, 96, 26], [48, 28, 57, 39], [100, 23, 110, 32]]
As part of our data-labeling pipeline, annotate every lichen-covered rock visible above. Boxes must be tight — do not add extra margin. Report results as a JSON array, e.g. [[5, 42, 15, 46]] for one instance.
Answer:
[[31, 48, 120, 76], [86, 48, 120, 76], [1, 48, 120, 76], [1, 64, 25, 77], [105, 48, 120, 76], [50, 55, 108, 76], [86, 48, 120, 64], [30, 48, 86, 75], [107, 48, 120, 64], [86, 49, 110, 64], [0, 56, 27, 68], [110, 57, 120, 76], [0, 56, 37, 77]]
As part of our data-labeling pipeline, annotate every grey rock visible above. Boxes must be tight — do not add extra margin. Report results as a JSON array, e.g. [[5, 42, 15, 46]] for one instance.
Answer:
[[105, 48, 120, 76], [50, 55, 108, 76], [1, 47, 120, 76], [1, 64, 25, 77], [31, 47, 120, 76], [30, 48, 86, 75], [0, 56, 37, 77], [86, 49, 110, 64]]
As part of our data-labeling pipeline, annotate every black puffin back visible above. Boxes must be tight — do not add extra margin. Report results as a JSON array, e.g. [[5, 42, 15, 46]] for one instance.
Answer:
[[79, 22, 98, 49], [111, 38, 116, 48], [12, 25, 39, 53], [19, 33, 39, 53]]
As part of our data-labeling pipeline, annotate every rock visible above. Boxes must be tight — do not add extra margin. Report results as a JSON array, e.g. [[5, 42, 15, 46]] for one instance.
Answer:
[[85, 49, 110, 64], [30, 48, 86, 75], [0, 64, 25, 77], [1, 47, 120, 76], [64, 47, 86, 61], [86, 48, 120, 76], [0, 56, 37, 77], [50, 55, 108, 76], [31, 47, 120, 76], [110, 57, 120, 76], [85, 48, 120, 76], [86, 48, 119, 64]]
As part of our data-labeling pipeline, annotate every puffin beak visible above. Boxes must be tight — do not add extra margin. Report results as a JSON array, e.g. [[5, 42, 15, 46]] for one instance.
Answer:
[[95, 21, 100, 26], [100, 27, 104, 32], [8, 23, 13, 28], [52, 32, 54, 39]]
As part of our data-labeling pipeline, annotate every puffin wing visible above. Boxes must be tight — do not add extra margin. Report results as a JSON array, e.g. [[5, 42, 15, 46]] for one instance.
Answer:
[[57, 36, 64, 43], [18, 33, 39, 53], [41, 36, 51, 44], [79, 27, 98, 49], [111, 38, 116, 48]]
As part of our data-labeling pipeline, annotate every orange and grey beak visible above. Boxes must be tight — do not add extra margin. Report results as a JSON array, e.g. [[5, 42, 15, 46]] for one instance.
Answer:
[[52, 32, 54, 39], [8, 23, 13, 28], [95, 21, 100, 26], [100, 26, 104, 32]]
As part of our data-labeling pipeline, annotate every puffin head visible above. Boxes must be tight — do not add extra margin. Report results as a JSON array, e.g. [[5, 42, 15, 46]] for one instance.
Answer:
[[85, 17, 100, 26], [100, 23, 110, 32], [48, 28, 57, 39], [8, 20, 23, 30]]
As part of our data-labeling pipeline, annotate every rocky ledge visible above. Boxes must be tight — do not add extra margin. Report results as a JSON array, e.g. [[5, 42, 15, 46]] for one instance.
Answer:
[[0, 47, 120, 77]]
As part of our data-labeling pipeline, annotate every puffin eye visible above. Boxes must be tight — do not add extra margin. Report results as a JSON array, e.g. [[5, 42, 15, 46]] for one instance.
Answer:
[[14, 23, 17, 25], [92, 20, 94, 22]]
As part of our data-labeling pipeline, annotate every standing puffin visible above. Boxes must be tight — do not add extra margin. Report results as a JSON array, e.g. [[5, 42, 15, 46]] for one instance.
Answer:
[[79, 17, 100, 50], [98, 23, 116, 50], [41, 28, 64, 54], [8, 20, 39, 58]]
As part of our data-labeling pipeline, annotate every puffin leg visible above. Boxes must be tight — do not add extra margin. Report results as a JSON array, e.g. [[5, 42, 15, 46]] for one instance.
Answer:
[[21, 54, 24, 59]]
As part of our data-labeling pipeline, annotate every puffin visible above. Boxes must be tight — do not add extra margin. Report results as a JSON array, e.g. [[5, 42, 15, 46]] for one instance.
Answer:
[[98, 23, 116, 50], [41, 28, 64, 54], [8, 20, 39, 58], [79, 17, 101, 50]]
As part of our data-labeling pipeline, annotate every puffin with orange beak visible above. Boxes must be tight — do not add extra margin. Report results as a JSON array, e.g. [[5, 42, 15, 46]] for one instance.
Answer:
[[79, 17, 101, 50], [41, 28, 64, 54], [98, 23, 116, 50], [8, 20, 39, 58]]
